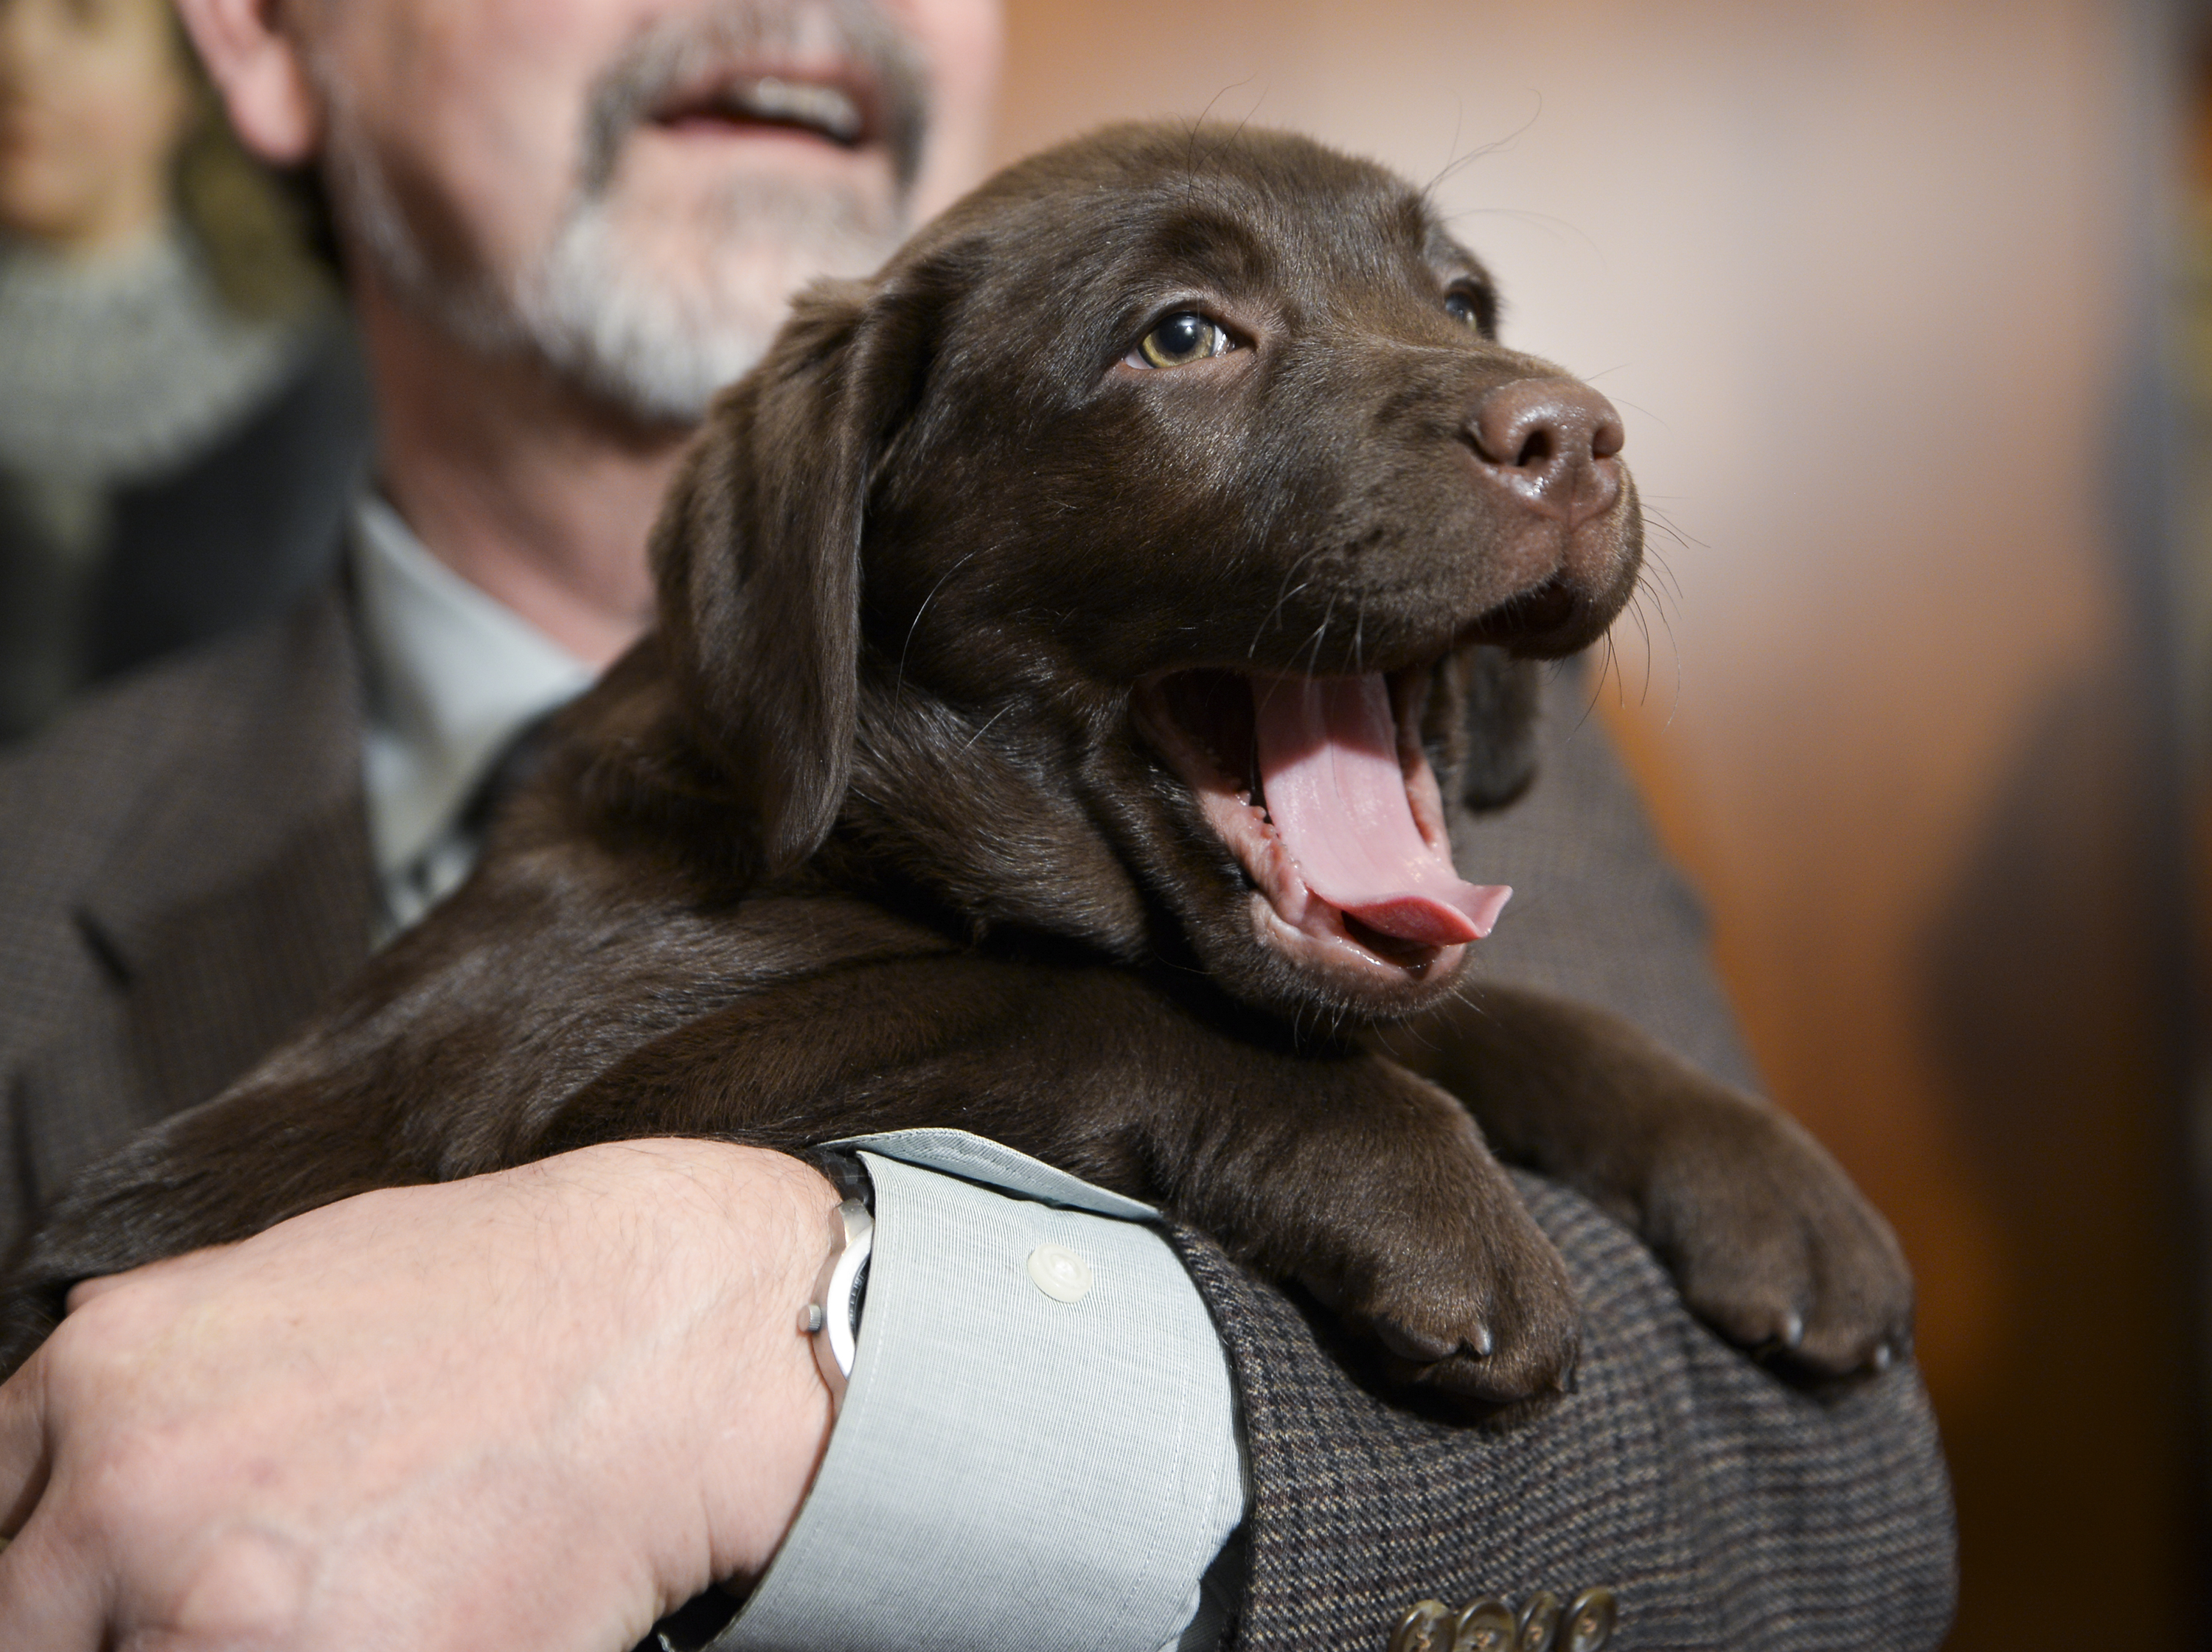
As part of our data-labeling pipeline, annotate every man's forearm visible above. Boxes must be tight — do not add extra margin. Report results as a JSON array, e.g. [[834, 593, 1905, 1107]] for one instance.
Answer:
[[0, 1142, 841, 1651], [0, 1135, 1252, 1652]]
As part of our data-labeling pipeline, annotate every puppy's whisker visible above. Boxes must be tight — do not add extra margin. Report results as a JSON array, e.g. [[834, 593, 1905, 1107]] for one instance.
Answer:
[[1625, 596, 1655, 707], [894, 547, 984, 706], [1419, 97, 1541, 200], [1436, 99, 1466, 204], [958, 703, 1016, 753], [1435, 203, 1608, 273], [1440, 973, 1503, 1025], [1569, 635, 1616, 738], [1637, 510, 1691, 555], [1637, 532, 1691, 586], [1270, 545, 1325, 607], [1253, 545, 1329, 658], [1632, 563, 1677, 625], [1298, 594, 1339, 677], [1596, 392, 1668, 431], [1642, 585, 1685, 725], [1642, 544, 1688, 604]]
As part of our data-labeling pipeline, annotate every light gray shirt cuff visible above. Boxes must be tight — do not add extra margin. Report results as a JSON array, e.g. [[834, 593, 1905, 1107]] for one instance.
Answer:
[[716, 1130, 1248, 1652]]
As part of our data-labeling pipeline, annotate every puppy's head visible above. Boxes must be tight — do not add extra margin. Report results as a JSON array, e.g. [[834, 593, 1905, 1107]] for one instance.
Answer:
[[650, 123, 1641, 1021]]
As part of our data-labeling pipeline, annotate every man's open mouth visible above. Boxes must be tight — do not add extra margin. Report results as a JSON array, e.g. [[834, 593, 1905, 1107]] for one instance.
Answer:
[[1135, 668, 1509, 978], [651, 72, 872, 148]]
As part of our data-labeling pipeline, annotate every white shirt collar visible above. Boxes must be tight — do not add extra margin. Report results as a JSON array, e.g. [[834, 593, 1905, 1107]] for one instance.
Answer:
[[351, 494, 593, 935]]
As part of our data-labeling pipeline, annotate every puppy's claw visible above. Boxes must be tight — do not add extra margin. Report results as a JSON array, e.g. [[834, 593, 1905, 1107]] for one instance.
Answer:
[[1610, 1076, 1918, 1384], [1419, 1325, 1578, 1406], [1371, 1314, 1506, 1370], [1374, 1317, 1462, 1364], [1353, 1235, 1579, 1405]]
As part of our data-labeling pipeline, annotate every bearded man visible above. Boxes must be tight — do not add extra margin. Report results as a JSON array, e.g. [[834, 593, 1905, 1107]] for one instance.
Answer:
[[0, 1, 1954, 1647]]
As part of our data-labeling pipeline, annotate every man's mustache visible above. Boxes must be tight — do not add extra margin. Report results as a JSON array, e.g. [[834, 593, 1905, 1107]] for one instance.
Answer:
[[579, 0, 932, 196]]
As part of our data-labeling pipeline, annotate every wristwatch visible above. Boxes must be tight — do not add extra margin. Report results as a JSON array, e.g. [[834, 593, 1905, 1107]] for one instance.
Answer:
[[801, 1194, 872, 1406], [635, 1153, 875, 1652], [799, 1148, 874, 1407]]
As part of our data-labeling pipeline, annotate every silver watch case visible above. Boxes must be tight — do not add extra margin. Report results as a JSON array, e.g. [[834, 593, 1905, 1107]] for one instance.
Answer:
[[801, 1196, 873, 1405]]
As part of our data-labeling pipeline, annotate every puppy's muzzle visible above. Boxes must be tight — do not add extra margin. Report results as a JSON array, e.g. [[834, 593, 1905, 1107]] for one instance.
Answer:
[[1459, 377, 1636, 658]]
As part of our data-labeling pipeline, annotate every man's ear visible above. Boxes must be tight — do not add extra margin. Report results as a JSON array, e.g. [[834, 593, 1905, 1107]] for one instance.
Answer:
[[651, 276, 931, 875], [173, 0, 322, 165]]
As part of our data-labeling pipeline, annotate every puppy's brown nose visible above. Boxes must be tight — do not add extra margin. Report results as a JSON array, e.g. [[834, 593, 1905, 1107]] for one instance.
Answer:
[[1464, 378, 1625, 526]]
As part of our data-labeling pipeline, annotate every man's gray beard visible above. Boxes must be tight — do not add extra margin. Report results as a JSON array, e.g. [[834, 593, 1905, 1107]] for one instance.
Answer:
[[515, 172, 901, 422], [318, 0, 923, 425]]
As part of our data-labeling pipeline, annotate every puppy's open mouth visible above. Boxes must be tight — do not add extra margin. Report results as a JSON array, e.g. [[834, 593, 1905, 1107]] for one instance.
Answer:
[[1135, 668, 1509, 983]]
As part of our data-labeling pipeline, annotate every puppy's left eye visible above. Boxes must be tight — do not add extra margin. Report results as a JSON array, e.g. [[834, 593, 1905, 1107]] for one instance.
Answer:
[[1444, 289, 1486, 332], [1129, 312, 1235, 369]]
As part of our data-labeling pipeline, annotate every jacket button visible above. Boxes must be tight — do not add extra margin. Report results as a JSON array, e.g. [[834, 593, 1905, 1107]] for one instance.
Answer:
[[1452, 1598, 1515, 1652], [1516, 1590, 1562, 1651], [1389, 1600, 1453, 1652], [1564, 1587, 1618, 1651]]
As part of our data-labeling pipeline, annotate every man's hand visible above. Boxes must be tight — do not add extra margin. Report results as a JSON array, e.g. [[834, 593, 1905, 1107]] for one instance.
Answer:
[[0, 1140, 839, 1651]]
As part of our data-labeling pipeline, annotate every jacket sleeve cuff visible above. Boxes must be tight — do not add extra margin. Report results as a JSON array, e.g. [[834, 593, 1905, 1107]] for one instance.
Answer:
[[715, 1142, 1246, 1652]]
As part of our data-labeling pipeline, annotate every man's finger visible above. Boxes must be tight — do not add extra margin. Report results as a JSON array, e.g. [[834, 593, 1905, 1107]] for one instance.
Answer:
[[64, 1245, 216, 1317], [63, 1274, 126, 1313], [0, 1355, 52, 1538], [0, 1509, 105, 1649]]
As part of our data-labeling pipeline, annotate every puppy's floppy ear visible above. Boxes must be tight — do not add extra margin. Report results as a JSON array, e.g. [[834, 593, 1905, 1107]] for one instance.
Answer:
[[650, 276, 926, 874]]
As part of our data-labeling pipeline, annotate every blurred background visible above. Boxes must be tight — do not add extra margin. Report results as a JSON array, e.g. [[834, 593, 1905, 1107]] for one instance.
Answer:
[[0, 0, 368, 743], [5, 0, 2208, 1642], [991, 0, 2200, 1645]]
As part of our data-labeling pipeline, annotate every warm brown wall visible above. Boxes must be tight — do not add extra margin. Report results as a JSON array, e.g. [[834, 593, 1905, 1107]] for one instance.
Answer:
[[991, 1, 2193, 1643]]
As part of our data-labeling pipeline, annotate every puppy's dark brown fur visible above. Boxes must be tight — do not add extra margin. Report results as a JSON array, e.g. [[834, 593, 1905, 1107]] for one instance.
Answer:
[[0, 126, 1910, 1400]]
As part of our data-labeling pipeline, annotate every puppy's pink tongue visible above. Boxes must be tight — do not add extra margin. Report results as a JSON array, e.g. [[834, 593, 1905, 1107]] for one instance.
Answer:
[[1252, 674, 1510, 944]]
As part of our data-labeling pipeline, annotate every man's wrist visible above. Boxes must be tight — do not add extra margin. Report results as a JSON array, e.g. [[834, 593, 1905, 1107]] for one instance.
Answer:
[[578, 1140, 843, 1592]]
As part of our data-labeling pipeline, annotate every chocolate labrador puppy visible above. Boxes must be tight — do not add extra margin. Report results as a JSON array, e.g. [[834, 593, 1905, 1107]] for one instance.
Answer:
[[0, 125, 1910, 1402]]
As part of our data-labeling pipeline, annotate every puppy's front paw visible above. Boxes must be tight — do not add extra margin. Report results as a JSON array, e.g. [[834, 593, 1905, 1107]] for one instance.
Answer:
[[1640, 1093, 1913, 1377], [1331, 1151, 1581, 1407]]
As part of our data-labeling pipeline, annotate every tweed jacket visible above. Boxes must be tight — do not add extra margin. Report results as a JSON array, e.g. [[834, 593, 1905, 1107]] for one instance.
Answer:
[[0, 590, 1956, 1649]]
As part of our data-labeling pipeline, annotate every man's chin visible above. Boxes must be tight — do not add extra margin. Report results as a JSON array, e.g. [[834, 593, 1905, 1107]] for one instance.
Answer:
[[329, 109, 909, 428], [518, 185, 901, 426]]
